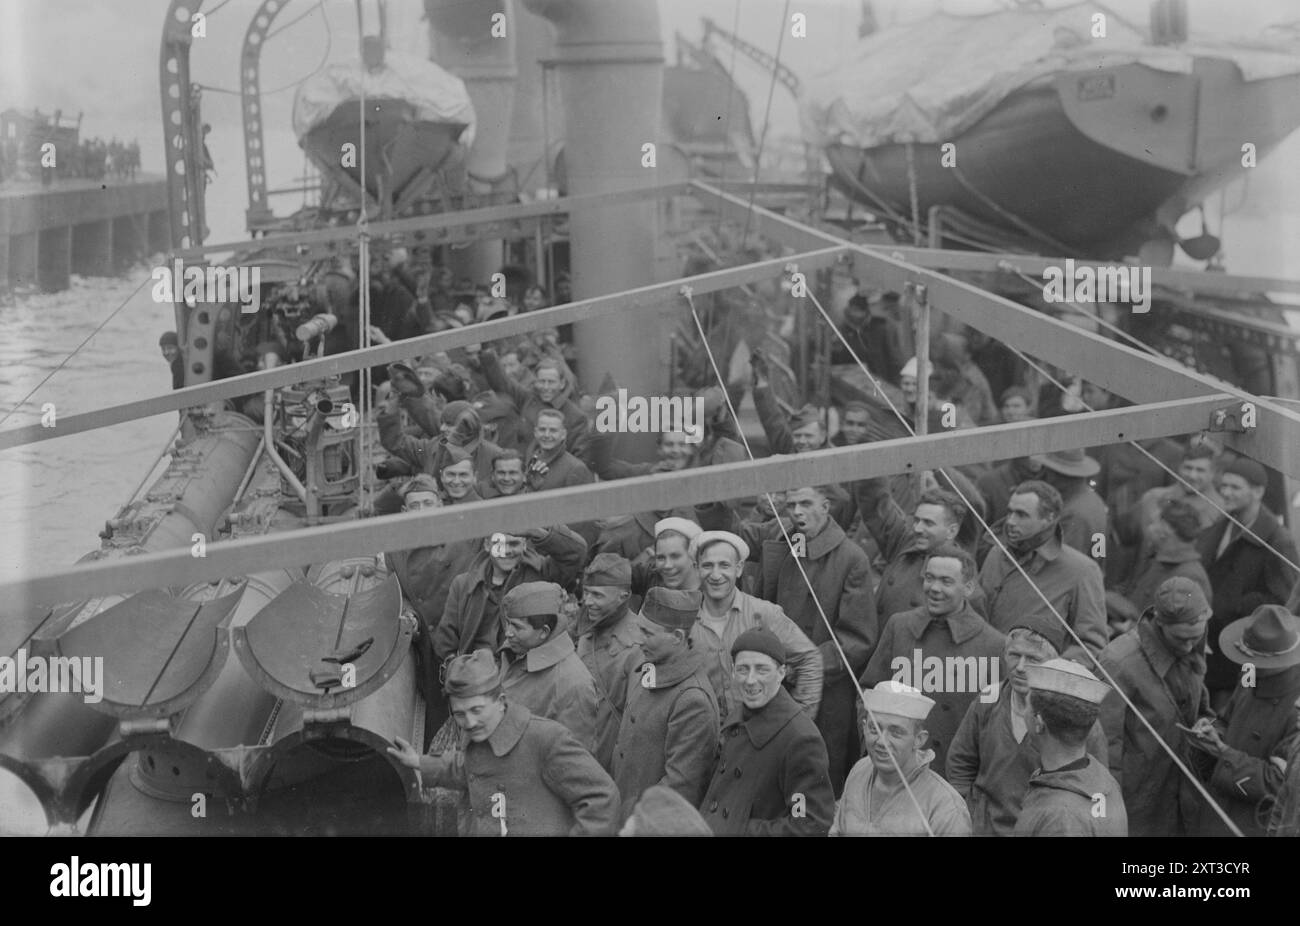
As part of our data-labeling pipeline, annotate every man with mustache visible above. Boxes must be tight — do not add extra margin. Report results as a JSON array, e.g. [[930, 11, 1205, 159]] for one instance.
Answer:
[[387, 649, 617, 836]]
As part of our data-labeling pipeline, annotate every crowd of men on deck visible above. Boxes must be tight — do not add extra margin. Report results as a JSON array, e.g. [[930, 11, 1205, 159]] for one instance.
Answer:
[[178, 241, 1300, 837]]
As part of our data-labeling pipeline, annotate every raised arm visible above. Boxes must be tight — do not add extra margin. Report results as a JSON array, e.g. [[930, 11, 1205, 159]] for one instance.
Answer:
[[479, 347, 531, 412], [851, 476, 913, 562], [531, 523, 589, 587], [762, 608, 824, 716], [825, 552, 877, 679]]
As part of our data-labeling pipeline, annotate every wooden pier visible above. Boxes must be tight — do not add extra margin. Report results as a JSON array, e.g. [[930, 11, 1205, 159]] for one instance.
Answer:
[[0, 175, 170, 292]]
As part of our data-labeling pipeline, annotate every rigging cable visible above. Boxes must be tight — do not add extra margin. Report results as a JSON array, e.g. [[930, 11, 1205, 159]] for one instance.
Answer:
[[682, 283, 938, 836], [739, 0, 794, 249], [1000, 264, 1300, 581], [796, 276, 1246, 835], [0, 275, 150, 428], [355, 0, 373, 512]]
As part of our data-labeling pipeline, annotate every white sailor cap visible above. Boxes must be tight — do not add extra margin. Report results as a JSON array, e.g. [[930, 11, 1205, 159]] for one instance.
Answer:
[[690, 530, 750, 563], [655, 517, 702, 542], [1024, 658, 1110, 705], [862, 680, 935, 721]]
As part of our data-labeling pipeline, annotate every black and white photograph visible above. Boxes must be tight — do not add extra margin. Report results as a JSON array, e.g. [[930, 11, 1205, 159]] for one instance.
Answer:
[[1, 0, 1298, 884]]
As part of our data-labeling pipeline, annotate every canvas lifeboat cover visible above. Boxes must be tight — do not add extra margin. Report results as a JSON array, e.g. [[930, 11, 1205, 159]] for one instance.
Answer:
[[799, 3, 1300, 151], [292, 50, 476, 149]]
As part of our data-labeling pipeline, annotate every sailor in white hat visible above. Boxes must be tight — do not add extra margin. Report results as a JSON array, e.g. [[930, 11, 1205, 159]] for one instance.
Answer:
[[899, 357, 922, 415], [830, 681, 971, 836], [688, 531, 825, 720], [639, 516, 704, 594], [1014, 660, 1128, 836]]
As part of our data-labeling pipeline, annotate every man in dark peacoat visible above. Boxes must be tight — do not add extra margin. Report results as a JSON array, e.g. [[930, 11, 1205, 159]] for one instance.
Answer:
[[698, 628, 835, 836], [737, 486, 876, 793], [861, 544, 1006, 780]]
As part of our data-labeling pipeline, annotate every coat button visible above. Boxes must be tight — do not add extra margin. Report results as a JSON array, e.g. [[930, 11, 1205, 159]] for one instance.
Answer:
[[942, 703, 951, 711], [733, 768, 742, 779], [709, 800, 718, 812], [722, 808, 729, 818]]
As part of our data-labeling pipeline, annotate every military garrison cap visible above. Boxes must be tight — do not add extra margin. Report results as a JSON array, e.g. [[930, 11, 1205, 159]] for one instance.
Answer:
[[502, 582, 565, 619], [584, 553, 632, 589], [443, 649, 502, 698], [641, 587, 701, 630]]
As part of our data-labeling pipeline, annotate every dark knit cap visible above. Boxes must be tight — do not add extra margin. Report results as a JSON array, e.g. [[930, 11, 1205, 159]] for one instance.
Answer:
[[730, 627, 786, 666], [1222, 456, 1268, 488]]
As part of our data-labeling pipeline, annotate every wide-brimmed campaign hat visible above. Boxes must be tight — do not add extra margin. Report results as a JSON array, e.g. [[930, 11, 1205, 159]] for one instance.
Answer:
[[1031, 448, 1100, 478], [1218, 604, 1300, 669]]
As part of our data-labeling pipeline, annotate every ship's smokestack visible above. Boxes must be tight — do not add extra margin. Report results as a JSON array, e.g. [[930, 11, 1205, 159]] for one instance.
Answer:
[[424, 0, 520, 283], [520, 0, 666, 455]]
